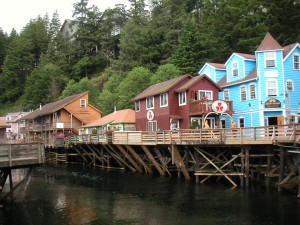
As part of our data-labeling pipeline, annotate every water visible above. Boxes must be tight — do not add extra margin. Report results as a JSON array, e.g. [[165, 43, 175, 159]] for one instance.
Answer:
[[1, 164, 300, 225]]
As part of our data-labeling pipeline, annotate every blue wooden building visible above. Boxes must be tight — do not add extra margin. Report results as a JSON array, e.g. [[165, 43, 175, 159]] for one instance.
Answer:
[[199, 33, 300, 128]]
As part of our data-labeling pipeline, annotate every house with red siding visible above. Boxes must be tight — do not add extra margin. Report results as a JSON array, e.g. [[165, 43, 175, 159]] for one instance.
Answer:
[[132, 74, 234, 131]]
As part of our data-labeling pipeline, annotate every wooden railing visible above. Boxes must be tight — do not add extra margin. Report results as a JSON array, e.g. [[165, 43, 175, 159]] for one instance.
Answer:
[[0, 143, 45, 168], [62, 124, 300, 147], [189, 100, 234, 115]]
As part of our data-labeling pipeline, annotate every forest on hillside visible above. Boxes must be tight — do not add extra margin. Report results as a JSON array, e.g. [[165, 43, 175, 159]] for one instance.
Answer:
[[0, 0, 299, 116]]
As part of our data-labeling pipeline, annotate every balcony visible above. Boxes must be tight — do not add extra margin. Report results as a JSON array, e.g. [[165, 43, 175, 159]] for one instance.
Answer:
[[189, 99, 234, 115]]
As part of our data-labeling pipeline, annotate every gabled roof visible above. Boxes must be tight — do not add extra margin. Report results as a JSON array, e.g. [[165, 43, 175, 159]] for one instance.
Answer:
[[256, 32, 282, 51], [206, 63, 226, 70], [19, 92, 90, 121], [0, 118, 10, 128], [225, 53, 255, 65], [132, 74, 192, 101], [283, 43, 300, 59], [82, 109, 135, 127], [175, 74, 222, 93], [218, 68, 257, 88]]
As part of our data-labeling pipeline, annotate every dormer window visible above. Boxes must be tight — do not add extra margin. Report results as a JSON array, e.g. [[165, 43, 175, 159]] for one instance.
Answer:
[[294, 55, 299, 70], [80, 99, 86, 108], [146, 96, 154, 109], [232, 61, 238, 76], [265, 51, 276, 68]]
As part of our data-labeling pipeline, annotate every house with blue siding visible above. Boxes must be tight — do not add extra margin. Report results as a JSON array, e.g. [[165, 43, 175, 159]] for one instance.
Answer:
[[199, 33, 300, 128]]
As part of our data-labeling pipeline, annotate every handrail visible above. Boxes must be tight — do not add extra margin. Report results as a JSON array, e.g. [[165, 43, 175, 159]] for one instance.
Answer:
[[56, 124, 300, 146], [0, 142, 44, 168]]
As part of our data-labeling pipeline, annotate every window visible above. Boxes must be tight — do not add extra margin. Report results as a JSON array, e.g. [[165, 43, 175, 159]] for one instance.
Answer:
[[147, 121, 157, 131], [135, 101, 140, 112], [232, 61, 238, 76], [179, 92, 186, 106], [249, 83, 256, 100], [239, 118, 245, 128], [286, 80, 294, 91], [266, 79, 278, 96], [146, 96, 154, 109], [294, 55, 300, 70], [199, 90, 213, 100], [223, 89, 229, 101], [160, 93, 168, 107], [80, 99, 86, 107], [240, 86, 246, 101], [265, 51, 276, 67]]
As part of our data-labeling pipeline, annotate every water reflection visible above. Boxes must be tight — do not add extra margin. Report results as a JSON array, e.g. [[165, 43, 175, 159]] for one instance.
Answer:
[[0, 164, 300, 225]]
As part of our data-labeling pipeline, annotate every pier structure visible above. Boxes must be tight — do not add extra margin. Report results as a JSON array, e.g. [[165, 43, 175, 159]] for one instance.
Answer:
[[45, 124, 300, 192], [0, 143, 44, 201]]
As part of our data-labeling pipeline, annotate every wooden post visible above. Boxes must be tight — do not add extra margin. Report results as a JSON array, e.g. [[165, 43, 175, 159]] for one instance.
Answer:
[[141, 146, 165, 176], [115, 145, 143, 173], [266, 147, 272, 187], [278, 147, 285, 191], [126, 145, 152, 174], [245, 147, 250, 187], [240, 148, 245, 187], [172, 145, 191, 181]]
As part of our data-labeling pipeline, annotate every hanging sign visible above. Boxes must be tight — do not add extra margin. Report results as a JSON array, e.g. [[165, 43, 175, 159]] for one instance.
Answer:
[[212, 100, 228, 113], [265, 98, 281, 108], [146, 110, 154, 121]]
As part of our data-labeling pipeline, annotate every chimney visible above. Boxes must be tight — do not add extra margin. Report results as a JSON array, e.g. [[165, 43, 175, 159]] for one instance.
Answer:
[[114, 106, 117, 113], [40, 103, 42, 110]]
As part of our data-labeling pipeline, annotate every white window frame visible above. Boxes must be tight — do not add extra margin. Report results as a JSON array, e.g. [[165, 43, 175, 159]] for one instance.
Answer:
[[239, 117, 245, 128], [240, 85, 246, 101], [265, 51, 276, 68], [146, 96, 154, 110], [135, 101, 140, 112], [232, 61, 238, 76], [266, 78, 278, 96], [294, 54, 300, 70], [249, 83, 256, 100], [179, 91, 186, 106], [286, 80, 294, 91], [147, 120, 157, 131], [199, 90, 213, 100], [80, 99, 86, 108], [160, 93, 168, 107], [223, 89, 229, 101]]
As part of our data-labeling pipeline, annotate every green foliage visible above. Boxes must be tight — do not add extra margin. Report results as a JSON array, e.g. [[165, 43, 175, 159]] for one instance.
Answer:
[[60, 77, 99, 104], [20, 63, 69, 110], [150, 64, 181, 85], [117, 67, 152, 110]]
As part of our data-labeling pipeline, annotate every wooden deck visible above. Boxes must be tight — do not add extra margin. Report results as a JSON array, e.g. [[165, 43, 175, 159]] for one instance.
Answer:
[[0, 143, 45, 168], [66, 124, 300, 147]]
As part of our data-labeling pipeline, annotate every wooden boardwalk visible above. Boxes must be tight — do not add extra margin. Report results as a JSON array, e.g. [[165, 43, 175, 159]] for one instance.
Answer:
[[0, 143, 45, 168], [66, 124, 300, 147], [0, 143, 45, 200]]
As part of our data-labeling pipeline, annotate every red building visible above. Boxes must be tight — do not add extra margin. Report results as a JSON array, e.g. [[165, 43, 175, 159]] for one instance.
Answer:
[[132, 74, 233, 131]]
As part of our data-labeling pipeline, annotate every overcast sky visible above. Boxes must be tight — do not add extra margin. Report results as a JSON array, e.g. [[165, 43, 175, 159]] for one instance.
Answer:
[[0, 0, 130, 33]]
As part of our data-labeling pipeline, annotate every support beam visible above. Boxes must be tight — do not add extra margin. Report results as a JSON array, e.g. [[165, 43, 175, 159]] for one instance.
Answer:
[[171, 145, 191, 181], [245, 147, 250, 187], [141, 146, 165, 176], [126, 145, 152, 174], [115, 145, 143, 173], [278, 147, 285, 191], [196, 148, 237, 187]]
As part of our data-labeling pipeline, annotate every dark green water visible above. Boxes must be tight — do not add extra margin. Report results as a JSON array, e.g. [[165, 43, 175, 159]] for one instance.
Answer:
[[1, 164, 300, 225]]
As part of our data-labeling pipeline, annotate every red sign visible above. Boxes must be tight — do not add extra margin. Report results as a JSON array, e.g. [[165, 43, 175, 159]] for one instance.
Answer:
[[212, 100, 228, 113], [147, 110, 154, 121]]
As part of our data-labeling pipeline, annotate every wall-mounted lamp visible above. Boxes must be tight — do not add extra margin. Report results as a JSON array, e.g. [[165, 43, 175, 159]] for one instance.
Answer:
[[248, 103, 251, 107], [260, 101, 262, 105]]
